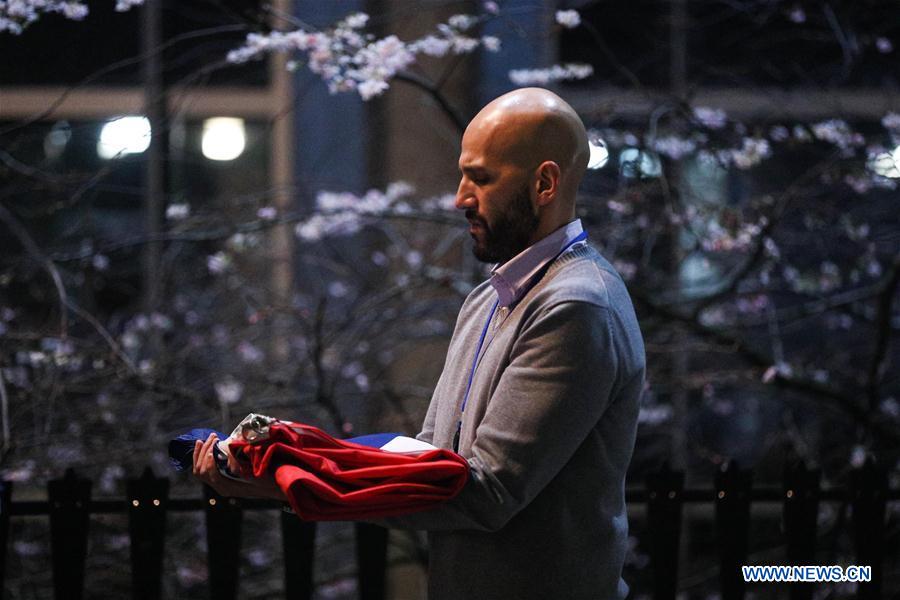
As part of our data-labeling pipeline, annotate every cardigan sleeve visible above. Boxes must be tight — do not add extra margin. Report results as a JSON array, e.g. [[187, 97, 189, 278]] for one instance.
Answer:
[[414, 378, 439, 446], [377, 299, 622, 532]]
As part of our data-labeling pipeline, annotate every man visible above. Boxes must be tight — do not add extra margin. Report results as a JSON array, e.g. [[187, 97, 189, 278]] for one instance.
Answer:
[[195, 87, 645, 600]]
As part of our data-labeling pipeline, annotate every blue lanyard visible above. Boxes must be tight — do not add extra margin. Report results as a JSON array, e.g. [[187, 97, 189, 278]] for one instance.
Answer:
[[452, 230, 587, 453]]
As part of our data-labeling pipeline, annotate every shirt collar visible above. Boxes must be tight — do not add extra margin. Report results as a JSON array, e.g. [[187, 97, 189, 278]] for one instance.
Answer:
[[489, 219, 585, 308]]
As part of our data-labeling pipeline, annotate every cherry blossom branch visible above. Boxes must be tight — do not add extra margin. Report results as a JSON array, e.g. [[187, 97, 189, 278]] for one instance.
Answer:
[[224, 11, 503, 101], [41, 208, 460, 263], [0, 0, 88, 34], [630, 288, 900, 445], [728, 280, 895, 329], [687, 156, 841, 317]]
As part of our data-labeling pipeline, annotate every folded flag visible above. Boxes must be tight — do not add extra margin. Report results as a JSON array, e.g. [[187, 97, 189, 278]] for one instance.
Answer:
[[172, 414, 469, 521]]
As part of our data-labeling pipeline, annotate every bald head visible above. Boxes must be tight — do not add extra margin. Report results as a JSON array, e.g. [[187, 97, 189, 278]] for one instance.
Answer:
[[464, 87, 590, 202], [455, 88, 589, 261]]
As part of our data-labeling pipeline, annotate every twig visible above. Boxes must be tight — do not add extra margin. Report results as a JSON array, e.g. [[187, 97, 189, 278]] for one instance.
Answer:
[[866, 252, 900, 410], [0, 201, 68, 337], [728, 280, 890, 329], [0, 24, 250, 137], [394, 71, 466, 134], [822, 3, 855, 81], [310, 297, 346, 432], [46, 209, 461, 262], [0, 366, 10, 454], [65, 299, 138, 374]]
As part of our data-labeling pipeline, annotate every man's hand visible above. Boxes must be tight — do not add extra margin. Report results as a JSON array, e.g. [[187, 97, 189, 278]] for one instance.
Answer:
[[192, 432, 287, 501]]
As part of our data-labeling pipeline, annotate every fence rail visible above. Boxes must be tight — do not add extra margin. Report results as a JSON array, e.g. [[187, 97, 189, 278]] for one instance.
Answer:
[[1, 461, 896, 600]]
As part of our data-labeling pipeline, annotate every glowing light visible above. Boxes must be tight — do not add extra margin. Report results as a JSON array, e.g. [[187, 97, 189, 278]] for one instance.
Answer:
[[619, 147, 661, 178], [97, 117, 150, 158], [201, 117, 246, 161], [587, 138, 609, 170], [867, 146, 900, 178], [97, 116, 151, 159]]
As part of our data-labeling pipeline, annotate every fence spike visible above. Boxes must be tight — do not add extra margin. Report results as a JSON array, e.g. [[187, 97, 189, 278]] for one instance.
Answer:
[[204, 485, 242, 600], [646, 464, 684, 600], [355, 523, 388, 600], [0, 480, 11, 592], [715, 461, 752, 600], [127, 467, 169, 600], [48, 468, 91, 600], [281, 511, 316, 600], [783, 462, 819, 600], [851, 458, 886, 600]]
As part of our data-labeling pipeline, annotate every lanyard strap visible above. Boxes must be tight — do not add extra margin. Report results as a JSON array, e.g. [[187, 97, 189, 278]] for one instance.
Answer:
[[452, 230, 587, 452]]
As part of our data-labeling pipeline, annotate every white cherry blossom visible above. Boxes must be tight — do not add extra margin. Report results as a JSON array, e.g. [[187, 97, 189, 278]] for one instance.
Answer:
[[508, 63, 593, 86], [114, 0, 142, 11], [481, 35, 500, 52], [256, 206, 277, 220], [652, 136, 697, 160], [1, 0, 141, 33], [295, 182, 416, 241], [226, 11, 498, 101], [554, 9, 581, 29], [882, 112, 900, 132], [215, 378, 243, 404], [207, 251, 231, 274], [811, 119, 864, 150], [165, 203, 190, 220], [693, 107, 727, 130], [730, 137, 771, 169], [1, 0, 88, 33], [92, 254, 110, 271], [447, 14, 475, 31]]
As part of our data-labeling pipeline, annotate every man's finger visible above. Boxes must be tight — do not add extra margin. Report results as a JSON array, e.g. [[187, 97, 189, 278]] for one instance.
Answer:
[[225, 447, 241, 474], [202, 433, 218, 458], [198, 433, 218, 475], [192, 440, 201, 473]]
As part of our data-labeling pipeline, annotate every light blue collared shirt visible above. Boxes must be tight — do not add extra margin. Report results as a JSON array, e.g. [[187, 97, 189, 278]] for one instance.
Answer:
[[489, 219, 586, 308]]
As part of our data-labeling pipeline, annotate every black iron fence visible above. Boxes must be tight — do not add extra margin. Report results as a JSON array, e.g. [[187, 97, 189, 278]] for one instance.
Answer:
[[1, 461, 896, 600]]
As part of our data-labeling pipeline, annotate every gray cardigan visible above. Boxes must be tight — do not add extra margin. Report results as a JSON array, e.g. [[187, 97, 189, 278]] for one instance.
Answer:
[[381, 245, 645, 600]]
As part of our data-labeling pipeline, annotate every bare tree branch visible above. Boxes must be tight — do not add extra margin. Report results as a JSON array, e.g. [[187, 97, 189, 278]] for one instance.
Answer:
[[866, 252, 900, 409], [0, 201, 68, 337], [394, 71, 466, 134]]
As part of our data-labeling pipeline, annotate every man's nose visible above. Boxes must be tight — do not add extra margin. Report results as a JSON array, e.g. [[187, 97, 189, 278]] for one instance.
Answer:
[[455, 179, 475, 210]]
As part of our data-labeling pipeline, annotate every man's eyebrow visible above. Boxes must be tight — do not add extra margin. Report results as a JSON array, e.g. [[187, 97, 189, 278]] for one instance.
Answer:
[[459, 165, 489, 174]]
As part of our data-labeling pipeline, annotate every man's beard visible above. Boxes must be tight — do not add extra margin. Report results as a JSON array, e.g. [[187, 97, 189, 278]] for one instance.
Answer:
[[468, 184, 539, 264]]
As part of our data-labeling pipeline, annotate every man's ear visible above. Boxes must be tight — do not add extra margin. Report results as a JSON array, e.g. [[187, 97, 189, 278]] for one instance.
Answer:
[[534, 161, 561, 206]]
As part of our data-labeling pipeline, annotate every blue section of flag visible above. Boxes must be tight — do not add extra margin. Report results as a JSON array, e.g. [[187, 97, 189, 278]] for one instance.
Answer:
[[168, 428, 225, 471], [347, 433, 403, 449]]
